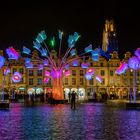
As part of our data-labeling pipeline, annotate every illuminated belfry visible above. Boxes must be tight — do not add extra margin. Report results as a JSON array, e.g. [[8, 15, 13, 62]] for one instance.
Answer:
[[102, 19, 118, 54]]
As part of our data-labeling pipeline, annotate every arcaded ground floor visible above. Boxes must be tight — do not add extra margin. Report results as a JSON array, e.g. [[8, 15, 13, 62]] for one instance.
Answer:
[[0, 101, 140, 139]]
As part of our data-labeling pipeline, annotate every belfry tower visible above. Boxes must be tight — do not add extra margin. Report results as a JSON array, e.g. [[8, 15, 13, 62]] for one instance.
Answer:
[[102, 19, 118, 54]]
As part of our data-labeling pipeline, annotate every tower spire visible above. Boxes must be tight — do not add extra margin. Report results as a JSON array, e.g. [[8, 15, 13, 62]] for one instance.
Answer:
[[102, 19, 118, 53]]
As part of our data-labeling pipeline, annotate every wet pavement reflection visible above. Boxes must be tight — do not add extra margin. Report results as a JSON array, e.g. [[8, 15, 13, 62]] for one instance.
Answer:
[[0, 103, 140, 140]]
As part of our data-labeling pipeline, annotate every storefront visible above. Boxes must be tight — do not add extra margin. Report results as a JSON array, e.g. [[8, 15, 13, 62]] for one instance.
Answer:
[[64, 87, 86, 101]]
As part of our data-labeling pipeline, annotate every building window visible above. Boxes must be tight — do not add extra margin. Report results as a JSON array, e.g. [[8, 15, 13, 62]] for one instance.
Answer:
[[110, 70, 113, 76], [80, 78, 84, 85], [72, 78, 76, 85], [80, 70, 84, 76], [101, 78, 105, 85], [37, 70, 42, 76], [65, 78, 68, 85], [19, 78, 24, 84], [90, 63, 93, 67], [89, 78, 93, 85], [130, 78, 133, 85], [100, 70, 105, 76], [47, 79, 51, 85], [37, 78, 42, 85], [100, 62, 103, 67], [29, 70, 34, 76], [13, 68, 17, 74], [29, 78, 33, 85], [19, 68, 24, 74], [130, 71, 133, 76], [72, 70, 76, 76]]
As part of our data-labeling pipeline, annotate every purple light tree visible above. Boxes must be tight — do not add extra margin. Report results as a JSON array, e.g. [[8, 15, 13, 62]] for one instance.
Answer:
[[116, 48, 140, 102], [23, 30, 103, 100]]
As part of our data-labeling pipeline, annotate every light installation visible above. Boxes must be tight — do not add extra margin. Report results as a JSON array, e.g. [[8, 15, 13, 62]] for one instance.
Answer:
[[116, 62, 128, 75], [3, 68, 10, 75], [0, 56, 5, 68], [0, 48, 20, 102], [12, 72, 22, 83], [6, 47, 20, 60], [96, 75, 103, 83], [116, 48, 140, 102], [22, 30, 107, 100]]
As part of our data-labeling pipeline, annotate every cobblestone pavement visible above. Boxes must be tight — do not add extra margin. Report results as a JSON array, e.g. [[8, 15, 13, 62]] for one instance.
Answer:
[[0, 102, 140, 140]]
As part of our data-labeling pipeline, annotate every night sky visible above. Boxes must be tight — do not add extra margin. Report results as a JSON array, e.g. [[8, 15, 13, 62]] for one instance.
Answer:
[[0, 1, 139, 58]]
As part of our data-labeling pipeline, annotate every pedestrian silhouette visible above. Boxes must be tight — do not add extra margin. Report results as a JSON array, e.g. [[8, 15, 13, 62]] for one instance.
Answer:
[[71, 91, 76, 109]]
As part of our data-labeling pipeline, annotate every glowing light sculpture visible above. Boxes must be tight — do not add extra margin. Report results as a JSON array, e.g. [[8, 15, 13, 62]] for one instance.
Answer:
[[44, 77, 49, 84], [96, 75, 103, 83], [84, 44, 92, 53], [64, 70, 71, 77], [58, 30, 63, 40], [33, 41, 41, 51], [23, 46, 31, 55], [85, 73, 92, 80], [128, 56, 139, 70], [25, 58, 31, 63], [92, 49, 100, 61], [22, 30, 108, 100], [70, 49, 76, 56], [65, 64, 69, 70], [45, 70, 51, 77], [43, 60, 48, 66], [12, 72, 22, 83], [0, 56, 5, 68], [116, 62, 128, 75], [81, 62, 89, 69], [40, 48, 47, 57], [128, 56, 140, 102], [72, 60, 79, 66], [40, 30, 47, 40], [3, 68, 10, 75], [135, 48, 140, 60], [6, 47, 20, 60], [25, 62, 33, 69], [38, 64, 43, 70], [86, 68, 94, 75]]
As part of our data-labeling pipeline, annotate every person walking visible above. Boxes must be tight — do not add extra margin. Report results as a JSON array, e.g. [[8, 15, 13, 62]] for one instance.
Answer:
[[71, 91, 76, 109]]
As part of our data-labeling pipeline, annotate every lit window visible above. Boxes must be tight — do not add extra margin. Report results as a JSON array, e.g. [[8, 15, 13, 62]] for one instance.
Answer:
[[37, 78, 42, 85], [72, 70, 76, 76], [100, 62, 103, 67], [65, 78, 68, 85], [72, 78, 76, 85], [29, 70, 34, 76], [19, 68, 24, 74], [37, 70, 42, 76], [80, 78, 84, 85], [100, 70, 105, 76], [89, 78, 93, 85], [80, 70, 84, 76], [19, 78, 24, 84], [101, 78, 105, 85], [29, 78, 33, 85], [110, 70, 113, 76], [12, 68, 17, 74]]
